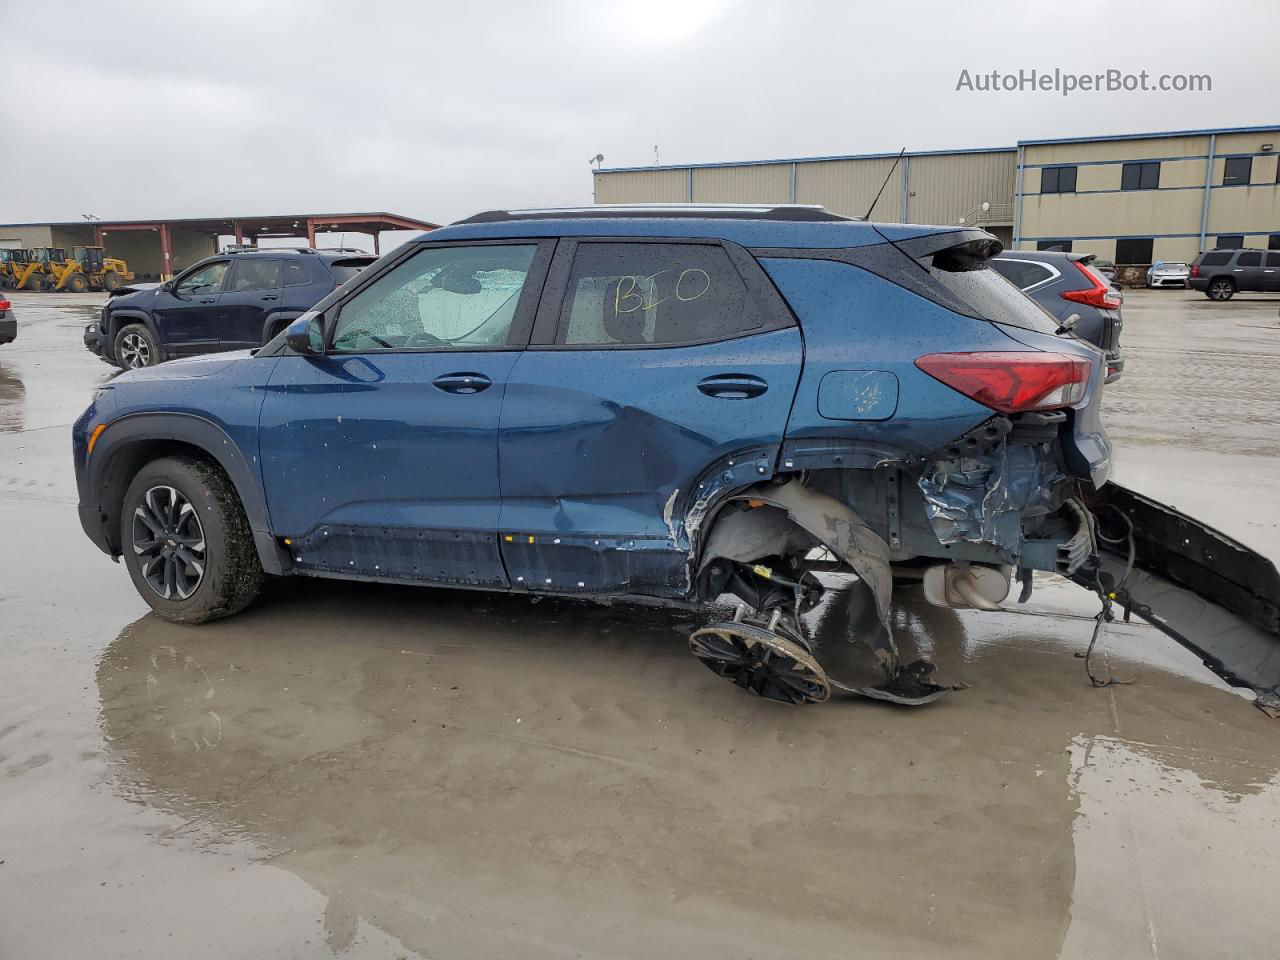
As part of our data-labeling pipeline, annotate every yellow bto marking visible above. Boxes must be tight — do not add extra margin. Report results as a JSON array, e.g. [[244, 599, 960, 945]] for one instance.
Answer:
[[504, 535, 514, 542], [528, 535, 535, 544]]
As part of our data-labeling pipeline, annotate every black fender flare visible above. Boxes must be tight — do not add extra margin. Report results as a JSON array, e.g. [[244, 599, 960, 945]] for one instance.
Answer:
[[260, 310, 303, 345], [106, 310, 164, 360], [83, 412, 287, 575]]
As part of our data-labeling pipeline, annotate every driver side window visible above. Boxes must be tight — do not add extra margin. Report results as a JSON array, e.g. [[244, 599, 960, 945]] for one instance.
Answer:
[[331, 244, 537, 352], [176, 261, 230, 296]]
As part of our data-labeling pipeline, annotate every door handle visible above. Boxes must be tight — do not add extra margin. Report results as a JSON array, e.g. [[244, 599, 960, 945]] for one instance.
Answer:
[[432, 372, 492, 394], [260, 295, 279, 301], [199, 297, 217, 303], [697, 374, 768, 399]]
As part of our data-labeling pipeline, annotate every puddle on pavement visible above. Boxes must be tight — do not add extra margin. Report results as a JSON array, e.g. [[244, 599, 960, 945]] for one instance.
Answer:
[[89, 576, 1280, 959]]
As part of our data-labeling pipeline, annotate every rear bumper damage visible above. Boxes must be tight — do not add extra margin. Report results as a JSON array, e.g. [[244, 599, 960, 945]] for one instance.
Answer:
[[692, 421, 1280, 715], [1072, 483, 1280, 714]]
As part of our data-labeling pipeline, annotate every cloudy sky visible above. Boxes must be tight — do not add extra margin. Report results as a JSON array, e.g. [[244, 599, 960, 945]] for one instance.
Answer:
[[2, 0, 1275, 230]]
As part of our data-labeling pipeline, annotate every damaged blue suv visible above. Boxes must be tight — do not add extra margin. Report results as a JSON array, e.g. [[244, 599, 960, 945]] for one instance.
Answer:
[[73, 205, 1280, 710]]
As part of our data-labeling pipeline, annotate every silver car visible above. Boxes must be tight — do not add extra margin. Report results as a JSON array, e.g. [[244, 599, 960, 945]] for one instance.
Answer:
[[1147, 260, 1190, 288]]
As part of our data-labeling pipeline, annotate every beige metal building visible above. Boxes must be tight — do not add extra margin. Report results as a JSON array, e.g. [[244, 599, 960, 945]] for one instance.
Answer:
[[1016, 125, 1280, 263], [595, 147, 1018, 246], [593, 124, 1280, 265]]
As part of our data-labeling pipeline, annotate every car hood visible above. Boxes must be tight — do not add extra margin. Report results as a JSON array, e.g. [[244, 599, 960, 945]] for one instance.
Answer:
[[115, 351, 255, 383], [107, 282, 162, 302]]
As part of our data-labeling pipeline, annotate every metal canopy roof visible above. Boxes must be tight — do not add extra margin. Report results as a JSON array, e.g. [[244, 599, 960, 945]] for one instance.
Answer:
[[0, 211, 438, 235]]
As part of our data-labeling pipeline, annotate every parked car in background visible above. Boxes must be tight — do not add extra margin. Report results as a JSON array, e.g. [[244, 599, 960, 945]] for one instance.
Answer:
[[84, 248, 376, 369], [1146, 261, 1190, 288], [991, 250, 1125, 381], [0, 295, 14, 345], [1189, 248, 1280, 300]]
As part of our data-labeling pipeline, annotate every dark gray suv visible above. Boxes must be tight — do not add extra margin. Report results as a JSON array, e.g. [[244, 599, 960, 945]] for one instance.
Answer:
[[1189, 248, 1280, 300], [991, 250, 1124, 382]]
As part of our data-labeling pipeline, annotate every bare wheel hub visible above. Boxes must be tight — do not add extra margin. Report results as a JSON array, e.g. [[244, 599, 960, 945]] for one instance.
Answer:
[[689, 621, 831, 704]]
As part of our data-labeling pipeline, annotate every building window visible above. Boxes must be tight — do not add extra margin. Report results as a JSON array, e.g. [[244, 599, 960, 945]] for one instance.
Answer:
[[1036, 240, 1073, 252], [1040, 166, 1077, 194], [1121, 161, 1161, 191], [1115, 238, 1154, 264], [1223, 156, 1252, 185], [1269, 234, 1280, 251], [1215, 235, 1245, 249]]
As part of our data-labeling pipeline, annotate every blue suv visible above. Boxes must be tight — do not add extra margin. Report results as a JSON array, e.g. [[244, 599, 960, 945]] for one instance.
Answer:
[[85, 248, 374, 369], [73, 206, 1280, 710]]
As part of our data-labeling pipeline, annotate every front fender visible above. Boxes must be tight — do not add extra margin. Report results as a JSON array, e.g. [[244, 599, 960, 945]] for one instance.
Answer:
[[79, 411, 286, 574]]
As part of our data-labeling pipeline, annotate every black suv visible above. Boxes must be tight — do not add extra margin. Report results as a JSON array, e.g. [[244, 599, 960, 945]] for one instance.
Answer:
[[1189, 248, 1280, 300], [85, 248, 375, 369]]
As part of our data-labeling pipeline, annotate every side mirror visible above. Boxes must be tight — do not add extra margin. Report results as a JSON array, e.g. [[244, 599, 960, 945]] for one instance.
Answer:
[[285, 314, 325, 355], [161, 280, 175, 293]]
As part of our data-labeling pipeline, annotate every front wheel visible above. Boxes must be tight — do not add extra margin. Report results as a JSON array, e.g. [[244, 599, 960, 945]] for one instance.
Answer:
[[120, 456, 263, 623], [1207, 278, 1235, 301], [114, 322, 159, 369], [65, 272, 89, 293]]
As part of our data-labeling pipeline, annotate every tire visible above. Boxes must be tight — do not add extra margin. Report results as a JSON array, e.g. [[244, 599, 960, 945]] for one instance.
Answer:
[[114, 322, 159, 369], [1207, 278, 1235, 301], [24, 274, 45, 292], [120, 456, 263, 624], [66, 272, 89, 293], [103, 271, 122, 292]]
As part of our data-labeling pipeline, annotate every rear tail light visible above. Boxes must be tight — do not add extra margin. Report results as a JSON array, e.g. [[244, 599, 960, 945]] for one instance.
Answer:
[[1061, 261, 1122, 309], [915, 351, 1091, 413], [0, 299, 9, 312], [1190, 263, 1200, 278]]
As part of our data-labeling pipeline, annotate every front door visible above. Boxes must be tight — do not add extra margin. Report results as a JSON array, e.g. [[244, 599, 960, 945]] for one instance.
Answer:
[[497, 239, 804, 596], [259, 240, 552, 589], [220, 257, 283, 349], [152, 259, 230, 355]]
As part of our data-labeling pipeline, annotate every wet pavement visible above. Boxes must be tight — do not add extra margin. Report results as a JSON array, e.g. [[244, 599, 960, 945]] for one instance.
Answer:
[[2, 288, 1279, 959]]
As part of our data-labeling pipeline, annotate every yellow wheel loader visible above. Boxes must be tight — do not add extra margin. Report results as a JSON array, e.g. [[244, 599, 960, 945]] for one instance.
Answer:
[[44, 246, 135, 292], [0, 249, 32, 289]]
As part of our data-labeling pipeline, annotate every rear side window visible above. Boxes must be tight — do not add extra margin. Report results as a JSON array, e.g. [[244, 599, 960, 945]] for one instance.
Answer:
[[990, 259, 1054, 290], [557, 242, 763, 346], [926, 255, 1060, 335], [329, 258, 376, 285], [1237, 251, 1262, 267], [1267, 253, 1280, 268], [1199, 252, 1232, 266], [228, 258, 282, 292], [283, 260, 311, 286]]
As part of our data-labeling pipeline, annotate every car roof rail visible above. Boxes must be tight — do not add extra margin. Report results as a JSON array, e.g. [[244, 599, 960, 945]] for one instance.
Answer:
[[453, 203, 855, 224]]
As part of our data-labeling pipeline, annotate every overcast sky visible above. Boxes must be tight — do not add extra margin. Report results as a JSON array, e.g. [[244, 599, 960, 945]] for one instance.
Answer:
[[2, 0, 1276, 231]]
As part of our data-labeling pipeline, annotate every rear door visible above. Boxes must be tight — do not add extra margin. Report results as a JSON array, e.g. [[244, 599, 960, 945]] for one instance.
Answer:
[[497, 238, 803, 596], [152, 259, 230, 355], [1264, 252, 1280, 292], [259, 240, 553, 588], [1234, 250, 1265, 292], [219, 257, 283, 349]]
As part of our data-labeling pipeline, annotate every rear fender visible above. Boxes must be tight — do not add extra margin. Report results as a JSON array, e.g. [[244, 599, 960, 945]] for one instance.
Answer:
[[699, 478, 899, 674], [1073, 483, 1280, 713]]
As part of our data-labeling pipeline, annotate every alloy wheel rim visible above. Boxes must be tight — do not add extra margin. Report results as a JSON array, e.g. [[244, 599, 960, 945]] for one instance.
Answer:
[[132, 485, 206, 600], [120, 333, 150, 368]]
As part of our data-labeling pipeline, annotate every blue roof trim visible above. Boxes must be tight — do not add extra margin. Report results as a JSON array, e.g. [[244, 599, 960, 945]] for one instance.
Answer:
[[1018, 124, 1280, 146], [416, 218, 970, 249], [595, 145, 1017, 175]]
